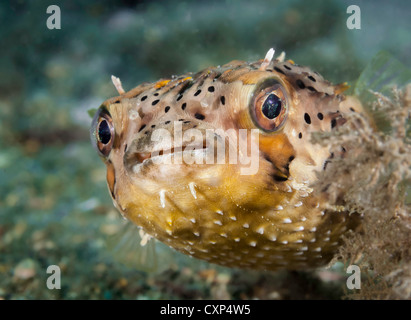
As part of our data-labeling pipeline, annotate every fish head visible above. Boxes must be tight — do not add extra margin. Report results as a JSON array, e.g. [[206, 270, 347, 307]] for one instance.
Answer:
[[91, 50, 364, 270]]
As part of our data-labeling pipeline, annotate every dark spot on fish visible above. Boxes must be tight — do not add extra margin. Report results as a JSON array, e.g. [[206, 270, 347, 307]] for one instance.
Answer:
[[177, 95, 183, 101], [307, 86, 317, 92], [154, 93, 159, 96], [331, 118, 337, 129], [113, 100, 121, 104], [272, 175, 288, 182], [274, 67, 285, 75], [208, 86, 215, 92], [350, 107, 356, 112], [304, 113, 311, 124], [323, 160, 330, 170], [137, 108, 145, 119], [296, 79, 305, 89], [182, 103, 187, 110], [284, 65, 292, 70], [179, 119, 184, 121], [317, 112, 324, 120], [342, 146, 346, 153], [152, 99, 160, 105], [165, 121, 171, 125], [322, 184, 331, 192], [308, 75, 316, 82], [196, 78, 205, 88], [284, 155, 295, 173], [138, 124, 146, 132], [144, 131, 149, 135], [184, 120, 191, 124], [194, 89, 202, 96], [213, 72, 222, 81], [220, 96, 226, 105], [178, 80, 194, 96], [141, 95, 147, 101], [195, 113, 205, 120], [151, 125, 156, 128], [124, 144, 127, 153], [263, 153, 290, 182], [165, 106, 170, 113], [298, 132, 303, 139]]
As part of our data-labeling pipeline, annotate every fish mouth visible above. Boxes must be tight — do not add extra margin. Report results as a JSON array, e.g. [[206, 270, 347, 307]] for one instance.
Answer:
[[130, 140, 211, 169]]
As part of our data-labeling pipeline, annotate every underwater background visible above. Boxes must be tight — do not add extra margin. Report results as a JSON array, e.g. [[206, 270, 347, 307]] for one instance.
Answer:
[[0, 0, 410, 299]]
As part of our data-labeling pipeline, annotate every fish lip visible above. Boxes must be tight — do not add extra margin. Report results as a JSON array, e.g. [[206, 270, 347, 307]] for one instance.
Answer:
[[131, 148, 210, 173], [134, 140, 209, 164]]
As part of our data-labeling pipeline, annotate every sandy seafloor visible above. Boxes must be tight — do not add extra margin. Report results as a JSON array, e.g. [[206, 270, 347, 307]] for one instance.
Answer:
[[0, 0, 410, 299]]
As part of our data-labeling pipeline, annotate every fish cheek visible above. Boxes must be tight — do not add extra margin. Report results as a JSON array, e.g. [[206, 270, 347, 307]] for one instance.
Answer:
[[106, 160, 116, 199]]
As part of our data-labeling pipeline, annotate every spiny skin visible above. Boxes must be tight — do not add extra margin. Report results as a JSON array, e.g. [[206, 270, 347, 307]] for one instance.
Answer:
[[91, 53, 364, 271]]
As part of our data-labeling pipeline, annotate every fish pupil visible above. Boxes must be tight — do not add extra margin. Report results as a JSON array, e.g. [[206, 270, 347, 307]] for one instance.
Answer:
[[262, 94, 282, 119], [98, 119, 111, 144]]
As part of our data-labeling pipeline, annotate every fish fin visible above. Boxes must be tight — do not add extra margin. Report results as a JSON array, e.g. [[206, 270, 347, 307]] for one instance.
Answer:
[[353, 51, 411, 131], [87, 108, 97, 119], [334, 82, 350, 95], [104, 220, 160, 272], [103, 219, 198, 274], [354, 51, 411, 104]]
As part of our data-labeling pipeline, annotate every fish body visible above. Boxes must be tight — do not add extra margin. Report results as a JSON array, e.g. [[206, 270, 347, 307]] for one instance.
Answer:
[[91, 50, 364, 270]]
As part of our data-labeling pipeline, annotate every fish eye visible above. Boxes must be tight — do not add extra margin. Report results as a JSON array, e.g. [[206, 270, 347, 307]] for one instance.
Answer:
[[262, 94, 282, 119], [91, 108, 114, 157], [98, 119, 111, 144], [251, 82, 288, 132]]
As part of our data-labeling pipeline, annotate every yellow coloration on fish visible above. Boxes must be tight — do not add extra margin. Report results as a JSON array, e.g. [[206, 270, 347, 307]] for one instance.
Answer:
[[334, 82, 351, 95], [91, 49, 366, 271], [154, 79, 171, 89]]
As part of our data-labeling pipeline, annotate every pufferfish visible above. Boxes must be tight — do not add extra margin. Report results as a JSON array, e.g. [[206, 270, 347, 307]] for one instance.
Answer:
[[91, 49, 365, 271]]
